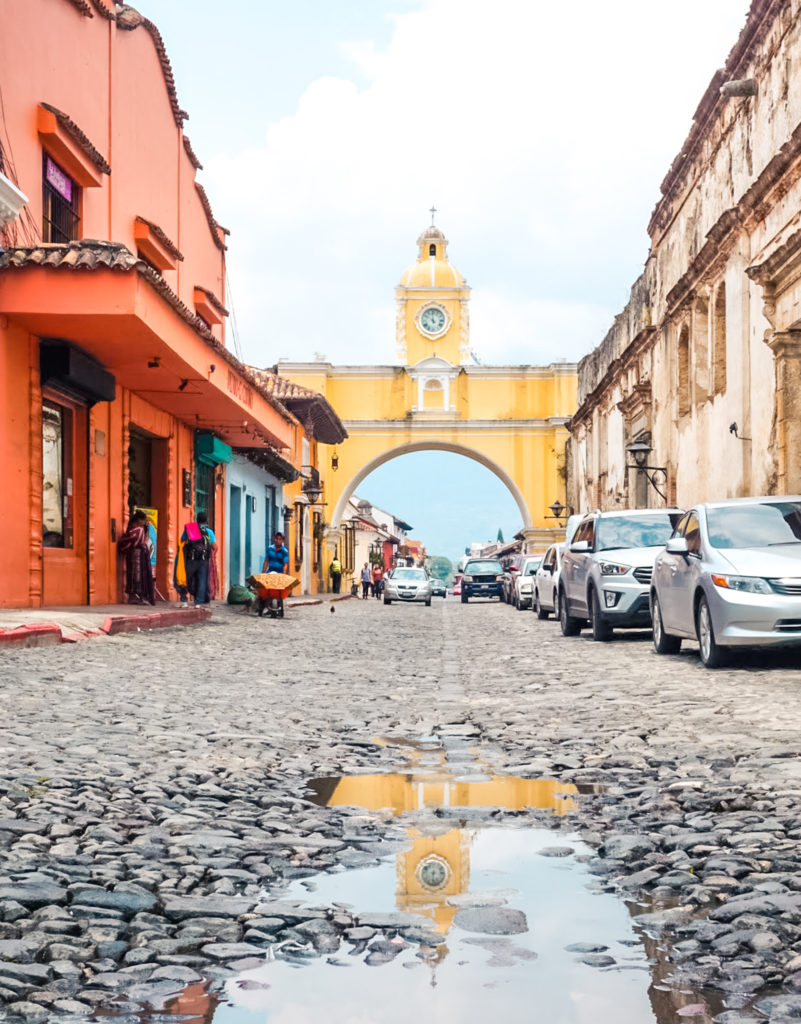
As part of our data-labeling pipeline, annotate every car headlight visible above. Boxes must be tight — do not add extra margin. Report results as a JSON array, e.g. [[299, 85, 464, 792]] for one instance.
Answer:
[[711, 574, 772, 594], [599, 562, 630, 576], [463, 575, 473, 582], [717, 573, 770, 598], [496, 575, 504, 582]]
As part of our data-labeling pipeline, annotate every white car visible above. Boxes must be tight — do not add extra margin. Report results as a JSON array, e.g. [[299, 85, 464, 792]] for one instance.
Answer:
[[533, 544, 564, 618], [512, 555, 543, 610], [383, 567, 432, 606]]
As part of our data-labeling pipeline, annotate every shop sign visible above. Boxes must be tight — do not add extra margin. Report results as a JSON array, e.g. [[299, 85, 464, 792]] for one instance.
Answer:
[[46, 157, 72, 202], [227, 369, 253, 409]]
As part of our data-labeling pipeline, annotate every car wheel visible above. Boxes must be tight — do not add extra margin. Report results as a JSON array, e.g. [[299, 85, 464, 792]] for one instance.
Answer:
[[559, 587, 581, 636], [696, 595, 727, 668], [425, 597, 432, 607], [535, 590, 549, 620], [461, 593, 468, 604], [652, 593, 681, 655], [383, 596, 392, 605], [517, 594, 526, 611], [589, 587, 613, 642]]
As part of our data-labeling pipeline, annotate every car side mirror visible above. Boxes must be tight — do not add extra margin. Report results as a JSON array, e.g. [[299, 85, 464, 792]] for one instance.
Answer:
[[570, 540, 589, 552], [665, 537, 689, 556]]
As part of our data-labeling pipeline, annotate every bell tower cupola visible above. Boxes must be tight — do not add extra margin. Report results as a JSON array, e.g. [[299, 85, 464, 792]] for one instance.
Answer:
[[395, 214, 471, 366]]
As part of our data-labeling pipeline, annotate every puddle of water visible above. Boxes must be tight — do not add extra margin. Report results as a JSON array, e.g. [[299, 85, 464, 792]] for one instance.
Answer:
[[212, 827, 656, 1024], [92, 774, 711, 1024]]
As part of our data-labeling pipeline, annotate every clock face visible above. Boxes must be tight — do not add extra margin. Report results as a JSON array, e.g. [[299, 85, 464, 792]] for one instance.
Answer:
[[416, 855, 451, 891], [419, 306, 447, 335]]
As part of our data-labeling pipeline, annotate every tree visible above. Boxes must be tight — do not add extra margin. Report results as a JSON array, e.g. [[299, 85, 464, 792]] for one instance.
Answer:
[[427, 555, 453, 583]]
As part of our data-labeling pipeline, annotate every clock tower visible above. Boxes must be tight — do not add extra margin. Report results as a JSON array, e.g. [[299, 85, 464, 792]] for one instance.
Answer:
[[396, 221, 471, 366]]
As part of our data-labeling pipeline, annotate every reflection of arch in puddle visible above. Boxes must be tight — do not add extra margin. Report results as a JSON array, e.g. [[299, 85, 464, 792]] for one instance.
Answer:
[[309, 774, 578, 934], [310, 773, 578, 816]]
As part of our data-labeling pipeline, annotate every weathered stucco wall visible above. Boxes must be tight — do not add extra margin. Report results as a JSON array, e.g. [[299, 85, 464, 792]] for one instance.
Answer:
[[568, 0, 801, 515]]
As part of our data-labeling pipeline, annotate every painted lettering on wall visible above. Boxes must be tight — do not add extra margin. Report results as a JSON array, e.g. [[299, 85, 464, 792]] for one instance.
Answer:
[[227, 369, 253, 408]]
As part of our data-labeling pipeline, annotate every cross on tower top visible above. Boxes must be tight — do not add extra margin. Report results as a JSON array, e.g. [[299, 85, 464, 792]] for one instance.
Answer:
[[429, 205, 437, 225]]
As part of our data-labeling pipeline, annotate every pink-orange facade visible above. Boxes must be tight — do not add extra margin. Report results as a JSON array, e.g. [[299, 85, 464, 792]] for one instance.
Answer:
[[0, 0, 298, 606]]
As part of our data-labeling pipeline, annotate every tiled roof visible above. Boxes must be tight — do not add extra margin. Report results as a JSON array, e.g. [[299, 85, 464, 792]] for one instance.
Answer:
[[116, 7, 189, 128], [183, 136, 203, 170], [64, 0, 94, 15], [251, 370, 319, 402], [248, 367, 348, 444], [89, 0, 115, 18], [135, 216, 184, 261], [41, 103, 111, 176], [195, 285, 228, 317], [195, 183, 228, 252], [0, 240, 294, 424]]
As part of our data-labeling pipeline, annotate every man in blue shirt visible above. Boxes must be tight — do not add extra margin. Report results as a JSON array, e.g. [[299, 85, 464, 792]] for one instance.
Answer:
[[264, 531, 290, 573]]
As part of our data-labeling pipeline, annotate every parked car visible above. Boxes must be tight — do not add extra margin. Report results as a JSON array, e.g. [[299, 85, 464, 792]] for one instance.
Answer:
[[501, 554, 525, 604], [512, 554, 543, 610], [383, 567, 432, 606], [533, 543, 564, 618], [430, 577, 447, 598], [452, 575, 462, 596], [559, 507, 683, 641], [461, 559, 504, 602], [651, 496, 801, 668]]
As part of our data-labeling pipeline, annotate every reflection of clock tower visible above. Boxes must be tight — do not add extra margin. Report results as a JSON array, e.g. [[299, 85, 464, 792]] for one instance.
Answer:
[[396, 221, 471, 369]]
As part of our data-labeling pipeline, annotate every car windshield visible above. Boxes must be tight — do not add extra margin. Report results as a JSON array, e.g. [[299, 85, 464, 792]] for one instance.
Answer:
[[392, 568, 426, 580], [596, 513, 680, 551], [706, 501, 801, 548], [465, 561, 502, 574], [523, 560, 541, 574]]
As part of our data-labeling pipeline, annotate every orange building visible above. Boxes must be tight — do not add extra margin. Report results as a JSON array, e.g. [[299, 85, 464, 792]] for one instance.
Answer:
[[0, 0, 304, 607]]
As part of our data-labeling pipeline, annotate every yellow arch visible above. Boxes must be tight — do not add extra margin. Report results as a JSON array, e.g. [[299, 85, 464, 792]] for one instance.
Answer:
[[331, 439, 532, 530]]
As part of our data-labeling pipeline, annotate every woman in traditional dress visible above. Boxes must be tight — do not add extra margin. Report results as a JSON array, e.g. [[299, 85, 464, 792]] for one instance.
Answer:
[[118, 510, 155, 605]]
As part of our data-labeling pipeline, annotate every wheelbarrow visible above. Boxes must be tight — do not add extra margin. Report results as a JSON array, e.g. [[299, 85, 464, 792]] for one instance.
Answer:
[[246, 572, 299, 618]]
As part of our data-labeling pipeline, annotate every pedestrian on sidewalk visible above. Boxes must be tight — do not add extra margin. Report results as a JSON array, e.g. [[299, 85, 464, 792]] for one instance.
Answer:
[[330, 556, 342, 594], [263, 531, 290, 573], [177, 512, 215, 605], [117, 510, 155, 605], [360, 562, 371, 599]]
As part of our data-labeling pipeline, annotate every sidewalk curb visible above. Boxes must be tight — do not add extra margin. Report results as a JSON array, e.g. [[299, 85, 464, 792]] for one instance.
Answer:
[[0, 607, 212, 649], [0, 624, 63, 649], [101, 607, 212, 635]]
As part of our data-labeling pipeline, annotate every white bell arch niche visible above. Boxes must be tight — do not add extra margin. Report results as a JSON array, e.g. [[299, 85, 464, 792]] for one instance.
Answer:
[[408, 356, 459, 412]]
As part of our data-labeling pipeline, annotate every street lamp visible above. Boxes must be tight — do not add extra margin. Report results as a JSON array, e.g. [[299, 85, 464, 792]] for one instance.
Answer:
[[626, 439, 668, 501], [545, 499, 570, 524]]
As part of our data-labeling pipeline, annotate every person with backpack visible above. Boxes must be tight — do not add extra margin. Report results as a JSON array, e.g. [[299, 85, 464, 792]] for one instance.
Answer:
[[329, 556, 342, 594], [176, 512, 215, 605]]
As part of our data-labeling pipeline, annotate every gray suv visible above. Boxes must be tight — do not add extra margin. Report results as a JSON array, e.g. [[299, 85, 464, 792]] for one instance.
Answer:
[[559, 508, 683, 641]]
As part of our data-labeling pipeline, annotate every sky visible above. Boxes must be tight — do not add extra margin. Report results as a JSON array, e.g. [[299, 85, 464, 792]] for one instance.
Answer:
[[132, 0, 753, 559]]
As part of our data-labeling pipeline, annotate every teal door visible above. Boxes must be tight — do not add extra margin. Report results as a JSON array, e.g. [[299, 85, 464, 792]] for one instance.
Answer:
[[230, 486, 242, 585]]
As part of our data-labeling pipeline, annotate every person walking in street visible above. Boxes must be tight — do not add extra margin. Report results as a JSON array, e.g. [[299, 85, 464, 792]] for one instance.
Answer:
[[263, 531, 290, 573], [372, 562, 384, 599], [330, 555, 342, 594], [360, 562, 371, 599], [178, 512, 215, 605], [118, 510, 155, 605]]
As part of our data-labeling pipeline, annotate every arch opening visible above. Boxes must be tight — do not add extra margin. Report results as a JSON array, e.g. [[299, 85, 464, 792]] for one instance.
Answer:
[[331, 440, 533, 533]]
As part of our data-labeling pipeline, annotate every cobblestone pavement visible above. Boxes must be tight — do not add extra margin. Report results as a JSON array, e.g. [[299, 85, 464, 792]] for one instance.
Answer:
[[2, 598, 801, 1021]]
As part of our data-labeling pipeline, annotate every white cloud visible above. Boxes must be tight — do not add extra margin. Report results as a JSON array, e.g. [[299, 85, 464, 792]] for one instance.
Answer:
[[205, 0, 751, 368]]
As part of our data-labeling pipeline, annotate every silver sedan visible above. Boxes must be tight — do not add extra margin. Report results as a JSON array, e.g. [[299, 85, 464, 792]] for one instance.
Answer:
[[651, 497, 801, 668], [383, 567, 433, 607]]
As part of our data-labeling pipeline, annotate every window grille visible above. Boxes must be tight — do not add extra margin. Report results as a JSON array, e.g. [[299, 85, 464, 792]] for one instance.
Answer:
[[42, 155, 79, 243]]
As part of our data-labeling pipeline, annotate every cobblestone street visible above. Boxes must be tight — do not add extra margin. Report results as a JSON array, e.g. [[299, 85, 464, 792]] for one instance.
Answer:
[[3, 599, 801, 1021]]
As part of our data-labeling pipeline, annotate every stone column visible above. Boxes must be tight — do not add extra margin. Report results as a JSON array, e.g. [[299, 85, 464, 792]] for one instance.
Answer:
[[766, 330, 801, 494]]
